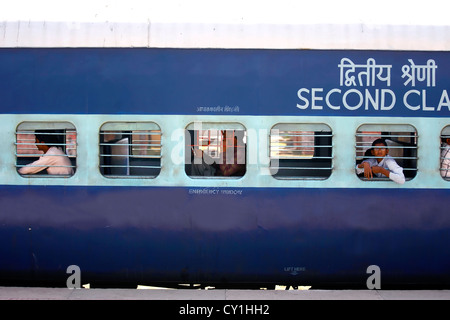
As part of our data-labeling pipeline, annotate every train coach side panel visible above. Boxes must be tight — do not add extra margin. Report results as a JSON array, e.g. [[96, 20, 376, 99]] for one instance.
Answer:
[[0, 185, 449, 287]]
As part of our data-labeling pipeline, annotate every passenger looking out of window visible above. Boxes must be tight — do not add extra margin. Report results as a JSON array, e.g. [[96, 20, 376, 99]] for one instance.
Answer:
[[18, 130, 74, 175], [192, 131, 246, 177], [441, 136, 450, 178], [356, 138, 405, 184]]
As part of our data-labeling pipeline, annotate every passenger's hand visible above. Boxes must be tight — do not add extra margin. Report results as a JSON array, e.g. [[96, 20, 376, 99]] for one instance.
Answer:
[[371, 166, 383, 175], [371, 166, 390, 178], [363, 162, 373, 179]]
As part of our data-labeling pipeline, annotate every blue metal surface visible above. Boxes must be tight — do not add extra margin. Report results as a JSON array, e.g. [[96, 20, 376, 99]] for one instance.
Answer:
[[0, 48, 449, 117], [0, 185, 449, 287], [1, 48, 449, 288]]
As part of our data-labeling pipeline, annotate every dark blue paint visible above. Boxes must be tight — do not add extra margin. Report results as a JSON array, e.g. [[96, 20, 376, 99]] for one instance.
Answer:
[[0, 185, 449, 287], [0, 48, 449, 117]]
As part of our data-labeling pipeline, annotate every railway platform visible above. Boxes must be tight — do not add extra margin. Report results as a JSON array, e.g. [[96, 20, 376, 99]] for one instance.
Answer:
[[2, 286, 447, 318], [1, 286, 449, 300]]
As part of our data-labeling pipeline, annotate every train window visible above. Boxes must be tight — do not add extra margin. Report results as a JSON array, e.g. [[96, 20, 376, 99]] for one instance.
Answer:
[[99, 122, 161, 178], [356, 124, 418, 182], [440, 126, 450, 180], [185, 122, 246, 178], [15, 122, 77, 177], [269, 123, 333, 179]]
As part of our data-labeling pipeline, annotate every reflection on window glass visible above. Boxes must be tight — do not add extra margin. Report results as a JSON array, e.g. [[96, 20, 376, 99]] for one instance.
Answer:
[[270, 130, 315, 159], [270, 124, 332, 179], [99, 122, 161, 178]]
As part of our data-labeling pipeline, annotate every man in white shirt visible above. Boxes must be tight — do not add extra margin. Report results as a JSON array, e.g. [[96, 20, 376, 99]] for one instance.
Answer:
[[18, 131, 74, 175], [356, 138, 405, 185], [441, 137, 450, 178]]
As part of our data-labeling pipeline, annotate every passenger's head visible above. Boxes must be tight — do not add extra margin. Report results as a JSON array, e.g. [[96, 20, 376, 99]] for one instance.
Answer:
[[372, 138, 388, 147], [371, 138, 388, 161], [35, 130, 64, 150]]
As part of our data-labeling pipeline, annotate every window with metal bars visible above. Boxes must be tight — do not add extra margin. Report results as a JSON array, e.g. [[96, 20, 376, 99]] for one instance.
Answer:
[[355, 124, 418, 181], [99, 122, 162, 178], [440, 125, 450, 180], [269, 123, 333, 179], [15, 122, 77, 177], [185, 123, 246, 177]]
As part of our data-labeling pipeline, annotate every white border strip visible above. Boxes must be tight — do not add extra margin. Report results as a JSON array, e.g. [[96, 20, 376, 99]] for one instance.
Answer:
[[0, 21, 449, 50]]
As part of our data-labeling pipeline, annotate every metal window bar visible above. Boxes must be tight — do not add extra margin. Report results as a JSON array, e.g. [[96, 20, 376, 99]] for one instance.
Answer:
[[16, 164, 75, 169], [356, 133, 419, 138], [99, 130, 162, 178], [100, 165, 161, 169]]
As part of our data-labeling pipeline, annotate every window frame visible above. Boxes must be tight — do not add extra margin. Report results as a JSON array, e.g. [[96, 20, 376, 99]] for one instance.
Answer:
[[99, 121, 162, 179], [185, 122, 247, 179], [15, 121, 77, 178], [355, 123, 418, 182]]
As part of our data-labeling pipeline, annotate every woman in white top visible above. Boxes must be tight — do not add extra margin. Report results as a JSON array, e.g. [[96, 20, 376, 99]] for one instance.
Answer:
[[356, 138, 405, 185], [18, 131, 74, 175]]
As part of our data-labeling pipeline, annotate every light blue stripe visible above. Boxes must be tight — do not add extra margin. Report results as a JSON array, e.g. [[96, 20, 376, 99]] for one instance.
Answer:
[[1, 113, 449, 189]]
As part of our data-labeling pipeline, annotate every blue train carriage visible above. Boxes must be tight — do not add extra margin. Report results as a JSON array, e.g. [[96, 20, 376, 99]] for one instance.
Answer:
[[0, 20, 449, 289]]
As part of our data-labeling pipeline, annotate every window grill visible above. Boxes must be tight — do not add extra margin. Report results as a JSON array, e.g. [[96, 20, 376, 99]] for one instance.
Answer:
[[15, 122, 77, 177], [99, 122, 162, 178], [185, 123, 246, 178], [355, 124, 418, 181], [270, 123, 333, 180]]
